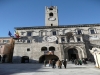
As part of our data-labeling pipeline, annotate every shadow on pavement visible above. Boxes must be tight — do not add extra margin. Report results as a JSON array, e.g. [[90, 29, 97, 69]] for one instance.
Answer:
[[0, 56, 46, 75]]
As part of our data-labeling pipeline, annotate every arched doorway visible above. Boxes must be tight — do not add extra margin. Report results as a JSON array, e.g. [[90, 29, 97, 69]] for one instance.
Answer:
[[39, 55, 59, 63], [2, 55, 7, 63], [68, 48, 79, 60], [21, 56, 29, 63]]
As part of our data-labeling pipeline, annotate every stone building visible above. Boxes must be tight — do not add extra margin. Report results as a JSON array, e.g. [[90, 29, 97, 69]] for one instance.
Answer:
[[13, 6, 100, 63], [0, 37, 15, 63]]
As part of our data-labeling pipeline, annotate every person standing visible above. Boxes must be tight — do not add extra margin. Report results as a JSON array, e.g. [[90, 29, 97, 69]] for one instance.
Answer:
[[71, 57, 74, 64], [59, 60, 62, 69], [44, 60, 46, 67], [63, 59, 67, 69], [49, 60, 52, 67], [78, 59, 82, 65], [52, 60, 56, 68], [57, 60, 63, 69], [57, 60, 60, 68], [74, 59, 78, 65]]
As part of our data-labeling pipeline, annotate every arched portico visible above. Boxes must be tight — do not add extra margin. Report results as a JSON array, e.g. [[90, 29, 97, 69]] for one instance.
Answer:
[[39, 55, 59, 63], [64, 46, 86, 60], [21, 56, 29, 63]]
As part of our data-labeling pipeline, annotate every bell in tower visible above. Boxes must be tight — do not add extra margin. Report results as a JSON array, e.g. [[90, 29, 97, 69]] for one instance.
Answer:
[[45, 6, 59, 26]]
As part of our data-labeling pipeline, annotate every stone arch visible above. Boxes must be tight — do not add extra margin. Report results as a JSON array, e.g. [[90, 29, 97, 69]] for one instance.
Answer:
[[39, 55, 59, 63], [21, 56, 29, 63], [64, 46, 85, 60], [49, 46, 55, 51], [41, 47, 47, 51], [75, 46, 86, 58]]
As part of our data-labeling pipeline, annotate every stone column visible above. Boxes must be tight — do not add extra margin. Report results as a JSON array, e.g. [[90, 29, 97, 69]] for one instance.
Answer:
[[64, 36, 67, 43], [80, 36, 83, 42], [58, 37, 61, 43], [74, 36, 77, 42], [60, 45, 64, 60]]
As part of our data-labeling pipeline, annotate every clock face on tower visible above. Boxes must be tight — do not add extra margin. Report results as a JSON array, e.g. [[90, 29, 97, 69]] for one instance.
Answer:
[[48, 17, 56, 21]]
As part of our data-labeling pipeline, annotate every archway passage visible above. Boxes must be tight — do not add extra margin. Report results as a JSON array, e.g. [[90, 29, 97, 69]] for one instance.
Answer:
[[2, 55, 7, 63], [21, 56, 29, 63], [39, 55, 59, 63], [68, 48, 79, 60]]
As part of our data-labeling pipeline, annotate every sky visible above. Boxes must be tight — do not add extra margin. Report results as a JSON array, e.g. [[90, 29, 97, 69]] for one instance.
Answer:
[[0, 0, 100, 37]]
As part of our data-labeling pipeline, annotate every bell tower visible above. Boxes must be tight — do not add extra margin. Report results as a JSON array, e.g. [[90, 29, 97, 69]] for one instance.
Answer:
[[45, 6, 59, 26]]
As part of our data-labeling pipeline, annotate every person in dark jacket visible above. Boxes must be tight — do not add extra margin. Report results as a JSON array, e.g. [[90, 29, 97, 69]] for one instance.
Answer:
[[63, 59, 67, 68], [52, 60, 56, 68]]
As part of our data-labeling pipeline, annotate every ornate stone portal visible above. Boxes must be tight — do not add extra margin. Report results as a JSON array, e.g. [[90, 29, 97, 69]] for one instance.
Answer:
[[60, 43, 87, 60]]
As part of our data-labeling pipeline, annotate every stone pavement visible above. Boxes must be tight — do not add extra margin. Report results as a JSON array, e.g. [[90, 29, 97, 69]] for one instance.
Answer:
[[0, 63, 100, 75]]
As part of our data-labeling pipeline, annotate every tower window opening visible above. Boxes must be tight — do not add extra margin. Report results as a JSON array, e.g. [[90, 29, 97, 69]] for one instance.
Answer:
[[49, 8, 53, 10], [49, 12, 53, 17], [51, 24, 53, 26]]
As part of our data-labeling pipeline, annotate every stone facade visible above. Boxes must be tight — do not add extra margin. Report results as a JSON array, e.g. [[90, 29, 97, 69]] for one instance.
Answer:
[[0, 37, 15, 63], [13, 6, 100, 63]]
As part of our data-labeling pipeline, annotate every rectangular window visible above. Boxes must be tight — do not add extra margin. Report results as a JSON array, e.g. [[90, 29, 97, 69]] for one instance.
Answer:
[[56, 40, 58, 44], [52, 31, 56, 35], [3, 40, 6, 43], [41, 32, 43, 36], [27, 32, 32, 36], [61, 37, 65, 43], [77, 30, 82, 35], [77, 37, 81, 42], [6, 40, 10, 43], [21, 32, 24, 35], [90, 29, 95, 34], [27, 40, 31, 43], [3, 40, 9, 43], [27, 48, 30, 51]]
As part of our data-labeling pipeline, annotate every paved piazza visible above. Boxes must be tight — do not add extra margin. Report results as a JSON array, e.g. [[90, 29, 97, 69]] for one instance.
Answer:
[[0, 63, 100, 75]]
